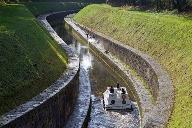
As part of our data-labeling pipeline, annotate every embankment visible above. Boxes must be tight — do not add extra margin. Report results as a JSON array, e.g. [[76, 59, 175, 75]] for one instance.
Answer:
[[74, 4, 192, 128], [0, 10, 79, 128], [65, 18, 173, 127], [0, 4, 68, 115]]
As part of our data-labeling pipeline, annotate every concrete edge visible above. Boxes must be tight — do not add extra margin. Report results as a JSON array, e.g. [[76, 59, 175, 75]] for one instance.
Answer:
[[64, 68, 92, 128], [44, 11, 92, 128]]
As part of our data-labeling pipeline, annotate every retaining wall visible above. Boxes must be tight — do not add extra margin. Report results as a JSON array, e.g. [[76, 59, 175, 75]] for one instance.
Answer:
[[66, 19, 174, 128], [0, 11, 79, 128]]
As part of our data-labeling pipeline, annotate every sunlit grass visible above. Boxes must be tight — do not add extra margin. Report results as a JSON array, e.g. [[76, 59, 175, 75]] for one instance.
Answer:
[[0, 4, 68, 115], [48, 42, 67, 65], [74, 4, 192, 128]]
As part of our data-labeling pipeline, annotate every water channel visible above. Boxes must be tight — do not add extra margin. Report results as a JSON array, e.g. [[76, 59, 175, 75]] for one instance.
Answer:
[[52, 22, 140, 128]]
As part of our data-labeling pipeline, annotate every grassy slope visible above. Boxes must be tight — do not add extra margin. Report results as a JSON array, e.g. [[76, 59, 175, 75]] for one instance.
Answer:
[[74, 4, 192, 128], [0, 4, 68, 115], [25, 2, 86, 16]]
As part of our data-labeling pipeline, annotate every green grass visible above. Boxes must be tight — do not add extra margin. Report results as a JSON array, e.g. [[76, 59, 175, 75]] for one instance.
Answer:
[[0, 4, 68, 115], [25, 2, 86, 16], [74, 4, 192, 128]]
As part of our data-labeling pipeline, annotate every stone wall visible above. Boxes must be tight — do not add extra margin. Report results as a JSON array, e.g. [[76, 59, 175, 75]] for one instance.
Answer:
[[65, 19, 174, 128], [0, 12, 79, 128]]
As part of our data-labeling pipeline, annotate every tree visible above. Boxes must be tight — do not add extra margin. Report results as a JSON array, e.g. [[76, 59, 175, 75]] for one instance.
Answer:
[[106, 0, 192, 11]]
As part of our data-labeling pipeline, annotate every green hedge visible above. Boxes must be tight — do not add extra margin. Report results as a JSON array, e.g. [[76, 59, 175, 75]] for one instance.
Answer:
[[107, 0, 192, 12], [25, 2, 86, 16]]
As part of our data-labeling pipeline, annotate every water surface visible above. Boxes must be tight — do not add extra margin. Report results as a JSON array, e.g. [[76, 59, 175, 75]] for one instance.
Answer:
[[53, 23, 140, 128]]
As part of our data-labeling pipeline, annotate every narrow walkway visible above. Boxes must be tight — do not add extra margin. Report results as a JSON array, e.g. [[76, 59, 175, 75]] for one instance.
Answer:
[[64, 67, 91, 128]]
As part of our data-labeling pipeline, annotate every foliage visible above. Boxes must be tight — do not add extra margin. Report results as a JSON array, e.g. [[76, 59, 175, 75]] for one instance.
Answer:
[[25, 2, 86, 16], [74, 4, 192, 128], [30, 0, 105, 2], [0, 0, 5, 5], [107, 0, 192, 12], [0, 4, 68, 115], [3, 0, 105, 4]]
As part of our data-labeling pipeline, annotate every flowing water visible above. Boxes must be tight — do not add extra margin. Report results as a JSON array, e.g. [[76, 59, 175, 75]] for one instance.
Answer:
[[53, 23, 140, 128]]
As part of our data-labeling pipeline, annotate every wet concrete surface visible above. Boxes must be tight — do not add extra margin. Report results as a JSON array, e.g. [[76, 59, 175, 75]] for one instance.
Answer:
[[64, 67, 91, 128]]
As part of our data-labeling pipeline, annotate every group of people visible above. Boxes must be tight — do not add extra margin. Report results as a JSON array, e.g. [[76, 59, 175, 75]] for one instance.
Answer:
[[109, 83, 126, 94], [86, 33, 95, 39]]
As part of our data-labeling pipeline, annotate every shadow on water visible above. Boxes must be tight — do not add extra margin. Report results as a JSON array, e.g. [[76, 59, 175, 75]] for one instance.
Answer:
[[52, 22, 140, 128]]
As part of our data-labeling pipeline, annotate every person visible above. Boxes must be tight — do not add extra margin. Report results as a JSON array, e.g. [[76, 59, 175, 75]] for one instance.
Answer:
[[109, 86, 114, 93], [116, 83, 120, 89], [122, 88, 126, 94], [86, 33, 89, 39], [105, 50, 109, 54]]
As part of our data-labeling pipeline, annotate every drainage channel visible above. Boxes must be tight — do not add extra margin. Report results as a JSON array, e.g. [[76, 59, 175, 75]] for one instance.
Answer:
[[53, 23, 140, 128]]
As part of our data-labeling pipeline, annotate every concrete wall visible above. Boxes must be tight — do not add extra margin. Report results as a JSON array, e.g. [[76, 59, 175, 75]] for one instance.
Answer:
[[85, 27, 173, 128], [0, 12, 79, 128], [66, 20, 174, 128], [86, 28, 159, 100]]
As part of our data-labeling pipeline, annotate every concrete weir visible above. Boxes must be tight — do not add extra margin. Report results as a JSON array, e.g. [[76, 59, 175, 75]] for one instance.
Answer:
[[0, 11, 81, 128], [65, 18, 174, 128]]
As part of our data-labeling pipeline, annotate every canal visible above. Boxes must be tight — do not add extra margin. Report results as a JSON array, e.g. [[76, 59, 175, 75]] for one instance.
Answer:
[[52, 22, 140, 128]]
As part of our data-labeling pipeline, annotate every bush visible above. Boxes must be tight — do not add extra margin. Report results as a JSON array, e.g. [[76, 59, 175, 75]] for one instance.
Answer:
[[107, 0, 192, 12]]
